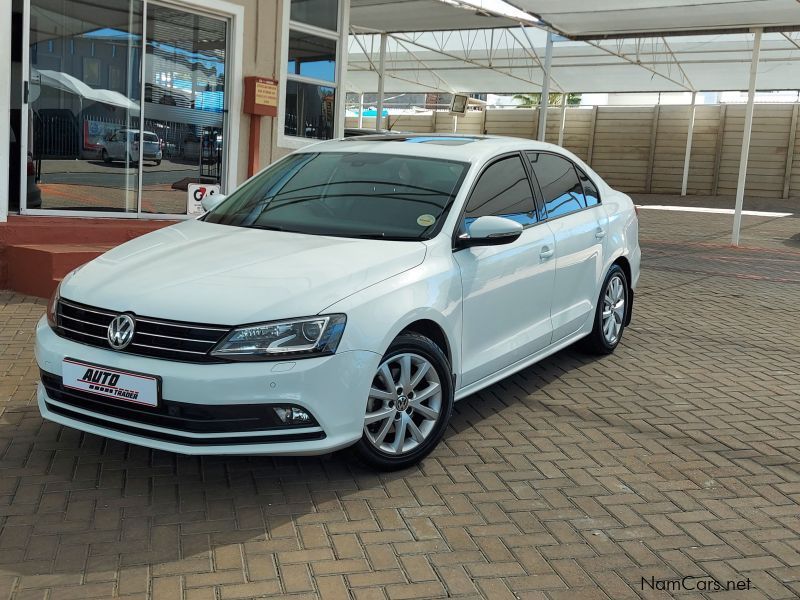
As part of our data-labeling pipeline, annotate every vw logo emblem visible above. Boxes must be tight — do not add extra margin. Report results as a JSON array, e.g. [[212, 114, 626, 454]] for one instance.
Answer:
[[107, 314, 135, 350]]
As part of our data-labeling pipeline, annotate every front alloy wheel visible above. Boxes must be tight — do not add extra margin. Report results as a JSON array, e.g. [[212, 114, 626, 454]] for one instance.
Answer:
[[355, 333, 453, 470]]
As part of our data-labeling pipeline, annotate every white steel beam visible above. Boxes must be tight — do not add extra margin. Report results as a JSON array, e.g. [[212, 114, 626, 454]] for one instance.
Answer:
[[537, 31, 553, 142], [732, 28, 762, 247], [386, 33, 546, 90], [376, 33, 387, 131], [557, 91, 568, 147], [681, 91, 697, 196]]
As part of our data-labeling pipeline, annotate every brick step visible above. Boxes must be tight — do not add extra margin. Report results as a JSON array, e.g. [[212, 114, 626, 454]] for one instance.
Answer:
[[0, 215, 175, 295], [7, 243, 115, 298]]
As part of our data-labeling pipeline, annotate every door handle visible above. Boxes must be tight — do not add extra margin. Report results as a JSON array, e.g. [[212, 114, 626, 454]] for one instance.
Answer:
[[595, 227, 606, 239], [539, 246, 554, 259]]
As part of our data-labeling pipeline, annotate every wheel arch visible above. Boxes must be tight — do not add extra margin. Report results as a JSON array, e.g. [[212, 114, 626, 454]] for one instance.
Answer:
[[399, 319, 452, 366]]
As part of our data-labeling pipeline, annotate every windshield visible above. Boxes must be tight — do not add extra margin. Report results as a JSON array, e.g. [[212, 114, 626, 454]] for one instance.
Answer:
[[203, 152, 469, 240]]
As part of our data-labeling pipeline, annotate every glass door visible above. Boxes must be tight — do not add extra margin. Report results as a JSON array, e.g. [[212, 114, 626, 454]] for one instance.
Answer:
[[21, 0, 228, 217], [139, 3, 227, 215], [25, 0, 143, 214]]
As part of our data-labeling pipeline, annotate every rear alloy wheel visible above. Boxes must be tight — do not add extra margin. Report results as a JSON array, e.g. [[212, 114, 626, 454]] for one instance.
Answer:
[[580, 264, 629, 355], [354, 333, 453, 470]]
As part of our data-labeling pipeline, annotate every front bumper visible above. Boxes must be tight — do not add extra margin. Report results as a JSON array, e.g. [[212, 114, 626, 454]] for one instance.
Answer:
[[35, 317, 380, 455]]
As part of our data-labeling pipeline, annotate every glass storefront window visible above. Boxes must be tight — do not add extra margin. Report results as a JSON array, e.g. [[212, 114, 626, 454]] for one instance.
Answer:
[[288, 31, 336, 82], [140, 5, 227, 215], [283, 0, 341, 142], [290, 0, 338, 32], [27, 0, 143, 212], [284, 80, 335, 140], [23, 0, 229, 216]]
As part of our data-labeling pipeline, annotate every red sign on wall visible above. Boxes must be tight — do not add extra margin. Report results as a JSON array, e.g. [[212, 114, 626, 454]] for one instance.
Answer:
[[244, 77, 279, 117]]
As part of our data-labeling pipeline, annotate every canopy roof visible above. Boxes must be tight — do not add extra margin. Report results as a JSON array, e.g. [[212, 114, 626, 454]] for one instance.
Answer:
[[506, 0, 800, 39], [34, 69, 140, 111], [349, 0, 536, 33], [347, 28, 800, 94]]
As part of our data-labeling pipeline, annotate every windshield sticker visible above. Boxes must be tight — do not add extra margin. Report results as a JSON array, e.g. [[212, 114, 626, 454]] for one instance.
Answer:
[[417, 214, 436, 227]]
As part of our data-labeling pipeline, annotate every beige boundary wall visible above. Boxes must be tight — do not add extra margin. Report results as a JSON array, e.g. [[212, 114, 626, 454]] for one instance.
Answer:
[[347, 104, 800, 200]]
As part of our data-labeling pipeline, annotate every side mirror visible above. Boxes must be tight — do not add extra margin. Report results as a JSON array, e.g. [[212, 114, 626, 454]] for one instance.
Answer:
[[456, 215, 523, 249], [201, 193, 225, 212]]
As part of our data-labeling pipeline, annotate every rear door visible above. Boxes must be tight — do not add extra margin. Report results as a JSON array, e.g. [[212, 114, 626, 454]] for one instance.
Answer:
[[526, 152, 608, 343], [454, 153, 556, 387]]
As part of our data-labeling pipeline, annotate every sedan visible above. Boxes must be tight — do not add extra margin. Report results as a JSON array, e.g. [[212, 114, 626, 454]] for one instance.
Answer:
[[99, 129, 162, 165], [35, 134, 640, 470]]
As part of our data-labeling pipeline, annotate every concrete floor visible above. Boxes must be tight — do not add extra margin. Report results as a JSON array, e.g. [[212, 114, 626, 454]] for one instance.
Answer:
[[0, 206, 799, 599]]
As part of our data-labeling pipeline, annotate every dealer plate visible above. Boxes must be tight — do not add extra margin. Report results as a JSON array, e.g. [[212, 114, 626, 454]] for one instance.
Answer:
[[62, 358, 160, 407]]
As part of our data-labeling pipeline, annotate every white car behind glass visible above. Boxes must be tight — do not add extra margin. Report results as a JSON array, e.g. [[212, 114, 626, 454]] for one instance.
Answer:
[[36, 134, 640, 470], [99, 129, 162, 165]]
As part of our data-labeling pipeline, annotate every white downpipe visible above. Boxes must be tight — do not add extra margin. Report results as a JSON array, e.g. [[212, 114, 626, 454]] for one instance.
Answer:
[[681, 91, 697, 196], [357, 92, 364, 128], [557, 91, 567, 147], [732, 28, 762, 247], [376, 33, 387, 131], [537, 31, 553, 142]]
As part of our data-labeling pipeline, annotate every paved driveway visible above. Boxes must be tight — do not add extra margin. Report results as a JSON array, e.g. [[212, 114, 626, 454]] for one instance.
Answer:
[[1, 208, 799, 599]]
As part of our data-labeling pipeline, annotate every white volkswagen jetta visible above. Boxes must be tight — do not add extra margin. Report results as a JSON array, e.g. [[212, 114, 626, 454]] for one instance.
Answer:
[[36, 134, 640, 470]]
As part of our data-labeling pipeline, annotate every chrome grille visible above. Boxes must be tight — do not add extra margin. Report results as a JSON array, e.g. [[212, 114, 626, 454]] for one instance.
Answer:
[[56, 299, 231, 363]]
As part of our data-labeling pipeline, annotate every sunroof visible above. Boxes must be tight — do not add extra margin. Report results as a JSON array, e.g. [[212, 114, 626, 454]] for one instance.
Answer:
[[345, 135, 481, 145], [404, 136, 478, 145]]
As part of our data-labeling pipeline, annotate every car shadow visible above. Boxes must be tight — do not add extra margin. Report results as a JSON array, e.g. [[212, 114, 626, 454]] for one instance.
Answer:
[[2, 343, 610, 579]]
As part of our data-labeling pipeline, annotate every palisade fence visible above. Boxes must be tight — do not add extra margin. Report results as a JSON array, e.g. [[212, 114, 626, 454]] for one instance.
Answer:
[[347, 104, 800, 200]]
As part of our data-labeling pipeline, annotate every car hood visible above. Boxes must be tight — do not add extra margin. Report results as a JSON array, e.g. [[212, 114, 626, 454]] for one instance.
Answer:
[[61, 219, 427, 325]]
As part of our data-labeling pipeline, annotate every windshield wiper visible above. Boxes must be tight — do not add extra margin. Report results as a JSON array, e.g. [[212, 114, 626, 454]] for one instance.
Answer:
[[249, 224, 303, 234], [331, 232, 418, 241]]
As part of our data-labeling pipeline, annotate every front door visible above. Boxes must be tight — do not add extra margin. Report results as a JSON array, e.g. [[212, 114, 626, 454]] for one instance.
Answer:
[[455, 154, 556, 388]]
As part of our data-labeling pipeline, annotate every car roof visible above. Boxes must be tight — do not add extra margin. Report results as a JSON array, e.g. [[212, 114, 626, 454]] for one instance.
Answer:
[[307, 133, 573, 165]]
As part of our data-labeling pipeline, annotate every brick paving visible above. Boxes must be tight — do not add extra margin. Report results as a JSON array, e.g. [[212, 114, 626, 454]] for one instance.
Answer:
[[1, 207, 800, 599]]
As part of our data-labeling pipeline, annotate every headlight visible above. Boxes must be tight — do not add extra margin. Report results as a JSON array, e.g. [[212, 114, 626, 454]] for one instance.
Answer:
[[46, 281, 61, 330], [47, 265, 84, 331], [211, 314, 346, 360]]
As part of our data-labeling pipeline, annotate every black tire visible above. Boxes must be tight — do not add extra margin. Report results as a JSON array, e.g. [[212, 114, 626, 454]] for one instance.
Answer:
[[154, 160, 162, 166], [353, 332, 454, 471], [101, 149, 111, 163], [580, 264, 629, 355]]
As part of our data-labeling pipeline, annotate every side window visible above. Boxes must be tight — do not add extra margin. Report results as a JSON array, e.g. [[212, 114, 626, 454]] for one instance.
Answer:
[[528, 153, 585, 218], [577, 167, 600, 207], [464, 155, 536, 227]]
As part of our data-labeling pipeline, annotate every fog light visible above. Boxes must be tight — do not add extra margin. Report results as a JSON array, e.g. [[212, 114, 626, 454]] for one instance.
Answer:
[[274, 406, 312, 425]]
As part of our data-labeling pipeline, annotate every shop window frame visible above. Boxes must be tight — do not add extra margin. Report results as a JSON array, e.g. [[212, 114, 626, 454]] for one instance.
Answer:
[[277, 0, 348, 150], [17, 0, 243, 219]]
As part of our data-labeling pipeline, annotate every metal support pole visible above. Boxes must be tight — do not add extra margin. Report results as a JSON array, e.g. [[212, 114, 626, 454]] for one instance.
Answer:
[[376, 33, 387, 132], [537, 31, 553, 142], [681, 91, 697, 196], [732, 28, 762, 247], [357, 93, 364, 128], [557, 92, 568, 147]]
